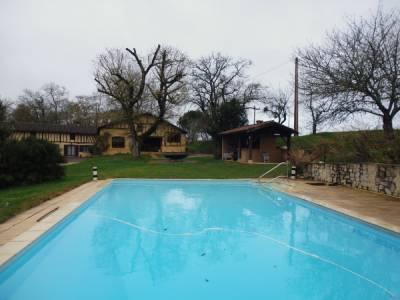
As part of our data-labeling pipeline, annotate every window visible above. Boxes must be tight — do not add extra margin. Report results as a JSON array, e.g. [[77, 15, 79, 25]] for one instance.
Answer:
[[112, 136, 125, 148], [79, 145, 90, 153], [167, 133, 181, 144], [70, 133, 76, 141]]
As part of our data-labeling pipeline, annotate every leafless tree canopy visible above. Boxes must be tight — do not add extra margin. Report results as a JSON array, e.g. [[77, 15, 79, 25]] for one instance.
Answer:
[[262, 88, 290, 125], [42, 83, 68, 123], [147, 47, 188, 122], [66, 93, 120, 127], [12, 84, 114, 126], [297, 9, 400, 139], [94, 45, 188, 158], [16, 83, 68, 124], [190, 53, 261, 140], [302, 93, 335, 134]]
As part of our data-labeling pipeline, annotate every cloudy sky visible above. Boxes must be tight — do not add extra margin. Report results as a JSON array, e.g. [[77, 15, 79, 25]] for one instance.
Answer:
[[1, 0, 399, 131]]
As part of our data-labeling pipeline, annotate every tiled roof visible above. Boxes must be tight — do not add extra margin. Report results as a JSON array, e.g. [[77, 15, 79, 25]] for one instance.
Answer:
[[219, 121, 297, 135], [99, 114, 187, 134], [12, 122, 98, 135]]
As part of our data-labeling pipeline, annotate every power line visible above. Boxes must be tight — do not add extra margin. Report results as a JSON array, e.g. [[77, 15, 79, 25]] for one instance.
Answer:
[[251, 60, 291, 79], [245, 105, 261, 124]]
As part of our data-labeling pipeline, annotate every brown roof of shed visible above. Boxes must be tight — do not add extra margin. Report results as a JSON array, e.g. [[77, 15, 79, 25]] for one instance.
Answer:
[[219, 121, 297, 136], [12, 122, 98, 135]]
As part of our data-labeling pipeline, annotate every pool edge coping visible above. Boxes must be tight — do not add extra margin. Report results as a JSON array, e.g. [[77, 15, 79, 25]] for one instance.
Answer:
[[0, 178, 253, 268], [0, 179, 112, 267], [262, 181, 400, 235], [1, 178, 399, 268]]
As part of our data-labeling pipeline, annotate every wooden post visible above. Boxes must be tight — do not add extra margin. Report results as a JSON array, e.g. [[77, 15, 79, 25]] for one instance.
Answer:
[[287, 135, 291, 153], [221, 136, 224, 160], [294, 57, 299, 136], [248, 134, 253, 163], [92, 166, 98, 181], [237, 135, 241, 160]]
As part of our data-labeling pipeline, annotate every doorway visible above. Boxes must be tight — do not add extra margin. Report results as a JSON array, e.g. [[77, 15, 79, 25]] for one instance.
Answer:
[[141, 137, 162, 152], [64, 145, 78, 156]]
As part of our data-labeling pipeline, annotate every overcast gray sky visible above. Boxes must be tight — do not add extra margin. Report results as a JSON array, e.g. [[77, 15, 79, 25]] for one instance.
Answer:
[[1, 0, 399, 131]]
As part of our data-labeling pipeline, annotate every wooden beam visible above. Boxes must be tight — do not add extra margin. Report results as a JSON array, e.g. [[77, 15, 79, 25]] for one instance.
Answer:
[[248, 134, 253, 163]]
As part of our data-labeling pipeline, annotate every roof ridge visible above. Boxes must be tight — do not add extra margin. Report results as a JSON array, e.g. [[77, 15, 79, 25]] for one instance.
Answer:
[[219, 120, 297, 135]]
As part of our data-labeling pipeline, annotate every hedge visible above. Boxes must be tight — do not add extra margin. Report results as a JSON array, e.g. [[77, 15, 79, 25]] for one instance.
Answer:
[[0, 137, 64, 188]]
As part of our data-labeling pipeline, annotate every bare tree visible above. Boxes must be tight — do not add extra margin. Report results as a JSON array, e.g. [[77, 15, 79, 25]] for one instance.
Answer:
[[146, 47, 188, 135], [190, 53, 261, 146], [95, 47, 160, 158], [69, 93, 119, 127], [94, 45, 187, 158], [297, 9, 400, 139], [15, 83, 69, 123], [42, 83, 68, 124], [302, 93, 335, 134], [262, 88, 290, 124], [18, 89, 48, 122]]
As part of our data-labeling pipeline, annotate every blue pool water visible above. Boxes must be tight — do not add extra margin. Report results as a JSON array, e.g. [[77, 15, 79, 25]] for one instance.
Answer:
[[0, 180, 399, 299]]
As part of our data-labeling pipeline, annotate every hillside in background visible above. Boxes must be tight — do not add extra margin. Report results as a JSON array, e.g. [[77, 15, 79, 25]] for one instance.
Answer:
[[290, 130, 400, 164]]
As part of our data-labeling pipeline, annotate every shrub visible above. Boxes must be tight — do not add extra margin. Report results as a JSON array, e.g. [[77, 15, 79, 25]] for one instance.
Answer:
[[0, 137, 64, 188], [91, 133, 110, 155], [289, 149, 320, 175], [187, 140, 215, 154], [0, 124, 9, 144]]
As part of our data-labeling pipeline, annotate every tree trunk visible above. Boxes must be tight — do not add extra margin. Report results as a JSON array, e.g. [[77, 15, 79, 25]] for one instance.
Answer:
[[382, 114, 395, 140], [129, 126, 140, 159], [312, 122, 317, 135], [213, 135, 221, 159]]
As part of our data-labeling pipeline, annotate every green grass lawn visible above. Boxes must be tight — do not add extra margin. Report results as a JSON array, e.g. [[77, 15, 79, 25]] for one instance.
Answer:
[[0, 155, 287, 223]]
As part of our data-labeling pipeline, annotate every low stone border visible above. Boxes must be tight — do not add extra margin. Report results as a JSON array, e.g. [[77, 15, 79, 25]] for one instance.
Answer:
[[304, 163, 400, 197]]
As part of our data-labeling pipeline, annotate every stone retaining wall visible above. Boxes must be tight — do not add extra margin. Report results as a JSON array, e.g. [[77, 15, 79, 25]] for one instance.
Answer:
[[304, 163, 400, 197]]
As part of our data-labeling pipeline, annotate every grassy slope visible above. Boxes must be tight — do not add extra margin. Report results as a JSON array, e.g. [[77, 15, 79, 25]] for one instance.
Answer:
[[0, 155, 286, 223], [290, 130, 399, 150]]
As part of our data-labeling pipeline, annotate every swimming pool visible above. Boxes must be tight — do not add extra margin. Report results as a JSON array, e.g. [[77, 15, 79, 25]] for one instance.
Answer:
[[0, 180, 399, 299]]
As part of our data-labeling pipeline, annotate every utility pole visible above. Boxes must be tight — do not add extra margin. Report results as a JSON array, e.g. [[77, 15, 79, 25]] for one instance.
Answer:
[[294, 57, 299, 135], [245, 105, 260, 124]]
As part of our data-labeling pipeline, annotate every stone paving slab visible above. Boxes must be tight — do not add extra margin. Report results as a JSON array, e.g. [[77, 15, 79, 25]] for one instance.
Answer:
[[266, 179, 400, 234], [0, 180, 111, 267]]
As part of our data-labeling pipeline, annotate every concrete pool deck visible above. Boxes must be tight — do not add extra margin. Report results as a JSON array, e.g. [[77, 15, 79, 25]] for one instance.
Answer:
[[0, 180, 111, 266], [265, 179, 400, 234], [0, 178, 399, 267]]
